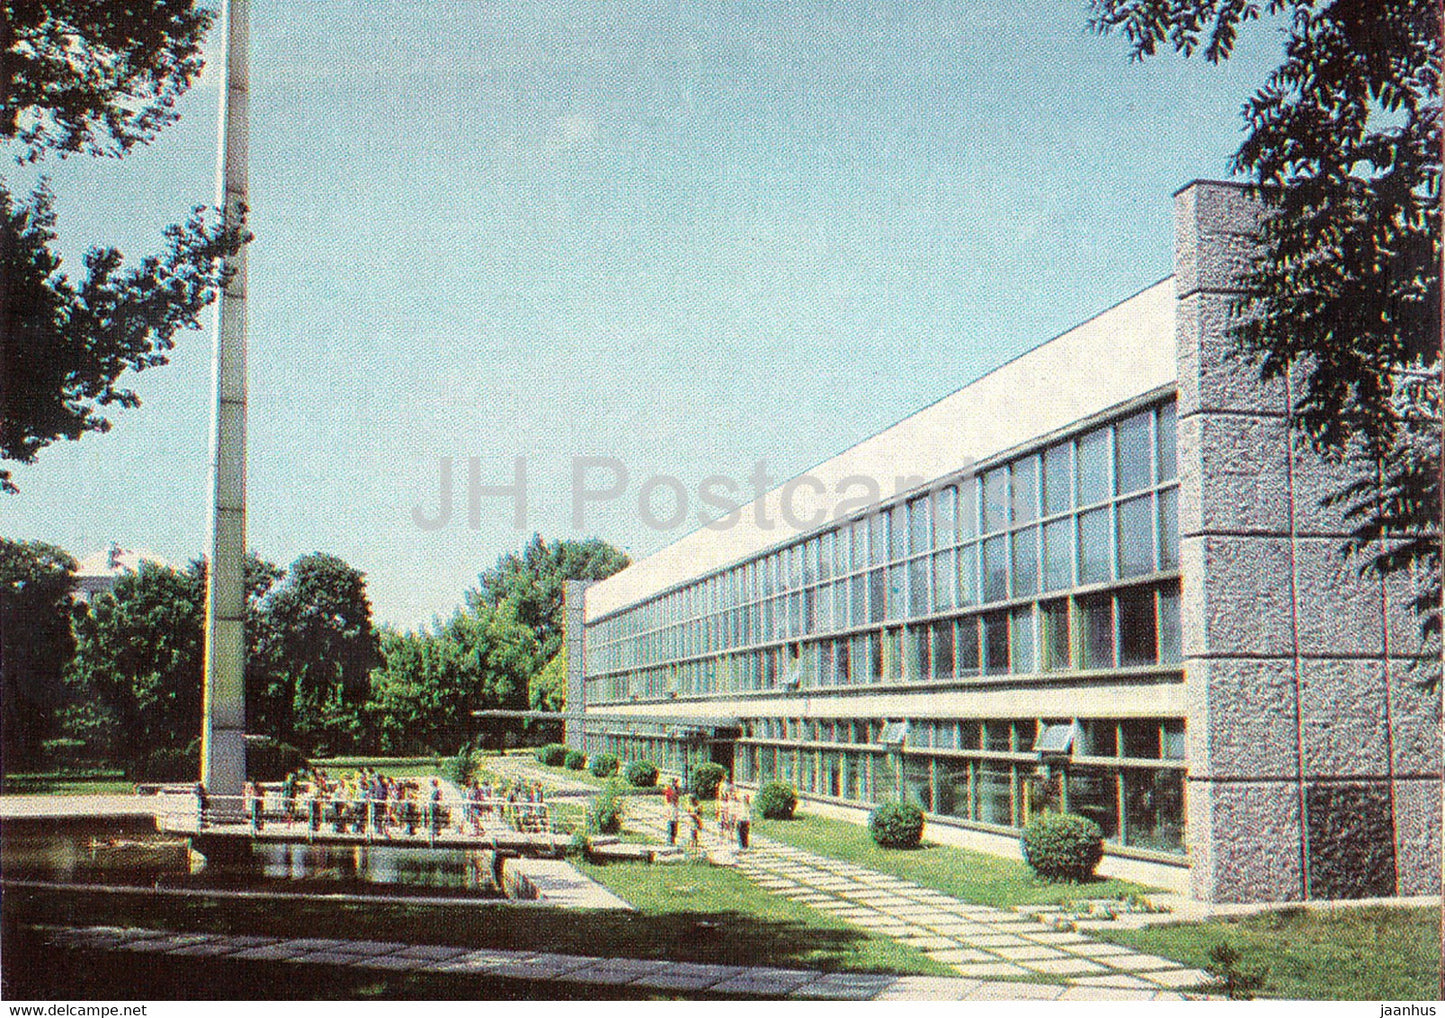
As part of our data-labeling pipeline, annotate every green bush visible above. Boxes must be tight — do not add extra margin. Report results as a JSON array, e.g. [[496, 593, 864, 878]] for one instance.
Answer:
[[126, 746, 197, 784], [1020, 812, 1104, 881], [563, 749, 586, 771], [536, 743, 567, 766], [624, 759, 659, 787], [589, 753, 619, 777], [690, 762, 727, 800], [247, 740, 308, 782], [869, 801, 925, 848], [587, 783, 624, 834], [755, 781, 798, 820], [443, 747, 482, 786]]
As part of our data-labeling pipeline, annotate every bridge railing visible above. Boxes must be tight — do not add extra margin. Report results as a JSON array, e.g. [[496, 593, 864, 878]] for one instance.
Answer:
[[158, 791, 560, 847]]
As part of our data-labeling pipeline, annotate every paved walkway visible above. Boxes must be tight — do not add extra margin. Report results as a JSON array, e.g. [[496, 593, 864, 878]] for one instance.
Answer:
[[34, 924, 1194, 1000], [487, 758, 1210, 994]]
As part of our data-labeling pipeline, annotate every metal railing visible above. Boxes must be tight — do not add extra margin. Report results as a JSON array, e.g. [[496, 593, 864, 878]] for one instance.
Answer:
[[160, 790, 557, 848]]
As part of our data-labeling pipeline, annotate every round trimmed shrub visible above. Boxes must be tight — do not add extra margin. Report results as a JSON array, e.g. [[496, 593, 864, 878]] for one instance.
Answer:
[[689, 762, 727, 801], [563, 749, 586, 771], [624, 759, 659, 787], [589, 753, 619, 778], [869, 801, 925, 848], [755, 781, 798, 820], [1020, 812, 1104, 881], [535, 743, 567, 766]]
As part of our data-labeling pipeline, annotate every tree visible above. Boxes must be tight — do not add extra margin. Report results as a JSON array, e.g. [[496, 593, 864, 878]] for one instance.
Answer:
[[1087, 0, 1441, 641], [531, 648, 567, 714], [0, 0, 248, 493], [470, 535, 629, 661], [258, 553, 380, 753], [365, 601, 541, 754], [70, 560, 205, 761], [0, 538, 78, 770]]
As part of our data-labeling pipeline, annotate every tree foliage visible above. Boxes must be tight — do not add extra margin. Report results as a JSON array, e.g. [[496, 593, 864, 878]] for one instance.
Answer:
[[1088, 0, 1442, 641], [0, 538, 78, 768], [470, 535, 629, 661], [0, 0, 249, 493]]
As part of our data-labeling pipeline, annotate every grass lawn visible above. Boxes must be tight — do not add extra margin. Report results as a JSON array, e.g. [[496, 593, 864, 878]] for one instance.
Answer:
[[755, 810, 1156, 907], [1094, 905, 1439, 1001], [0, 769, 134, 796]]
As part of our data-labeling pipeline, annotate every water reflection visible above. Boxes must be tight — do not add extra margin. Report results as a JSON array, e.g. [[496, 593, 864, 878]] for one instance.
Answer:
[[3, 824, 507, 899]]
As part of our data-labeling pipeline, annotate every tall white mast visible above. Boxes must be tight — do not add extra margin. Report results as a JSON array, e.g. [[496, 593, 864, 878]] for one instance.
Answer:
[[201, 0, 249, 799]]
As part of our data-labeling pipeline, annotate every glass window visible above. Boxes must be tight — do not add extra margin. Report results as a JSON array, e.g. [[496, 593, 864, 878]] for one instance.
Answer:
[[1123, 767, 1184, 852], [1078, 507, 1113, 585], [903, 757, 933, 812], [957, 543, 979, 606], [1158, 585, 1182, 664], [958, 477, 980, 539], [819, 531, 834, 581], [889, 504, 908, 561], [908, 556, 929, 616], [1157, 402, 1177, 482], [1117, 495, 1156, 578], [982, 469, 1010, 533], [959, 719, 981, 749], [836, 638, 851, 683], [935, 760, 971, 819], [1077, 428, 1111, 506], [932, 619, 954, 678], [1115, 411, 1153, 494], [983, 535, 1009, 602], [886, 564, 907, 621], [870, 513, 888, 566], [1079, 595, 1114, 669], [908, 496, 931, 555], [1078, 719, 1117, 757], [956, 617, 980, 675], [1040, 599, 1070, 670], [983, 611, 1010, 675], [1043, 517, 1074, 592], [976, 762, 1013, 825], [984, 720, 1013, 752], [1043, 443, 1073, 517], [884, 628, 903, 682], [1122, 719, 1161, 758], [1012, 456, 1040, 524], [1066, 767, 1119, 839], [851, 634, 870, 682], [1011, 525, 1040, 597], [933, 550, 956, 611], [1158, 487, 1179, 571], [1162, 720, 1185, 760], [849, 519, 867, 573], [907, 625, 931, 680], [1117, 587, 1158, 667], [933, 485, 957, 549], [869, 569, 886, 624], [868, 632, 883, 682], [1010, 607, 1035, 674]]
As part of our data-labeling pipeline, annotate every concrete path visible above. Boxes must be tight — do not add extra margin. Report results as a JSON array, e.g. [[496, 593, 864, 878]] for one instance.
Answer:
[[486, 757, 1210, 994], [34, 924, 1195, 1000]]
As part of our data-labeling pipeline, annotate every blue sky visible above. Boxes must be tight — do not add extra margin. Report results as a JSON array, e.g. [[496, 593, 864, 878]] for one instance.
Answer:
[[3, 1, 1284, 630]]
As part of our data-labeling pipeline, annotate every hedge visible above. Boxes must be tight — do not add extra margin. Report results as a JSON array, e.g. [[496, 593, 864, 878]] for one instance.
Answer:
[[624, 760, 659, 787]]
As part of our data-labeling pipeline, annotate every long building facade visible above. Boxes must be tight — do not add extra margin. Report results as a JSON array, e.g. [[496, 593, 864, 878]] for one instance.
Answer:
[[567, 181, 1441, 904]]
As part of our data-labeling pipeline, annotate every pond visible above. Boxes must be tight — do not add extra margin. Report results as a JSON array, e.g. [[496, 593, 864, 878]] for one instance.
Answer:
[[2, 819, 513, 900]]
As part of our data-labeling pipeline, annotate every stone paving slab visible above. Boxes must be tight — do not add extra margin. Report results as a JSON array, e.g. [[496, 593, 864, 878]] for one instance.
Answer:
[[632, 962, 747, 992], [966, 980, 1066, 1000], [436, 950, 536, 972], [709, 967, 823, 997], [560, 957, 672, 985], [790, 972, 896, 999], [228, 943, 310, 962], [354, 954, 427, 971], [1059, 985, 1159, 1001], [1062, 941, 1136, 957], [1020, 957, 1109, 976], [1073, 972, 1158, 989], [926, 948, 998, 964], [873, 975, 981, 1000], [394, 944, 474, 961], [1096, 952, 1182, 972], [1139, 967, 1211, 988], [486, 952, 596, 980], [952, 962, 1032, 979]]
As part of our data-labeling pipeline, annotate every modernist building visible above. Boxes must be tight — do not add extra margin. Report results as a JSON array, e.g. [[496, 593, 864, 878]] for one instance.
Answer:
[[565, 181, 1441, 904]]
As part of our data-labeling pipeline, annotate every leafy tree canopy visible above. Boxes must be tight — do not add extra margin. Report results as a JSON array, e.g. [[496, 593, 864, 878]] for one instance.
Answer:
[[0, 537, 78, 768], [470, 534, 629, 661], [0, 0, 248, 493], [1089, 0, 1441, 640]]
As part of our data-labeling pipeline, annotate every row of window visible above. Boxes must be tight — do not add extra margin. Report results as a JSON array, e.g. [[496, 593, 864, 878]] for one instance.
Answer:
[[585, 400, 1178, 677], [585, 580, 1180, 704], [739, 716, 1184, 759]]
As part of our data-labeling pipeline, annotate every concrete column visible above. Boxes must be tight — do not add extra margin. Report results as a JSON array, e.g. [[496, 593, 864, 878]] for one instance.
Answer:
[[563, 580, 589, 750], [1176, 181, 1440, 902], [201, 0, 249, 800]]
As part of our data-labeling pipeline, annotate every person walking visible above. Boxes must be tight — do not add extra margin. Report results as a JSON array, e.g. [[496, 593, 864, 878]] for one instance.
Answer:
[[664, 779, 680, 844]]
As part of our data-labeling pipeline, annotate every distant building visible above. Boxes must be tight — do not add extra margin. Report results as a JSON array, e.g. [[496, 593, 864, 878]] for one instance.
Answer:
[[567, 181, 1441, 905], [74, 544, 173, 601]]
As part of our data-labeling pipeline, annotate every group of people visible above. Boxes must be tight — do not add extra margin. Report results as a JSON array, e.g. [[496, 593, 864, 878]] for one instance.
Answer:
[[662, 777, 752, 850], [460, 777, 549, 834]]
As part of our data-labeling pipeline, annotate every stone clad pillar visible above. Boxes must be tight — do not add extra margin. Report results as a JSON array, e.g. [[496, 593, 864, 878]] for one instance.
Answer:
[[563, 580, 589, 751], [201, 0, 249, 801], [1176, 181, 1440, 902]]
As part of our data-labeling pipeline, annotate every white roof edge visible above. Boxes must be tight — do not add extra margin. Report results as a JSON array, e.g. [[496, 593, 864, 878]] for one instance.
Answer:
[[586, 277, 1178, 621]]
